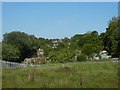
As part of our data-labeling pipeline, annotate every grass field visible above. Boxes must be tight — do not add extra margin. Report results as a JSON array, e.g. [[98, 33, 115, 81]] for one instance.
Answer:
[[2, 61, 119, 88]]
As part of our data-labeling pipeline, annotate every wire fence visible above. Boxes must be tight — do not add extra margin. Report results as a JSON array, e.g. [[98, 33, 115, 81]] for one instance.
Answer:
[[1, 58, 119, 68], [1, 60, 29, 68], [1, 60, 45, 68]]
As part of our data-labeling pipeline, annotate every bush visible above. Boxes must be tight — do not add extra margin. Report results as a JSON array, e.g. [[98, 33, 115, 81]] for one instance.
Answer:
[[2, 43, 20, 62], [77, 54, 87, 62]]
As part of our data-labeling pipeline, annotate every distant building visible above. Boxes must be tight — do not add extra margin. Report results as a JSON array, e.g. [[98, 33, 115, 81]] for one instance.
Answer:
[[51, 39, 60, 49], [99, 50, 111, 59], [37, 48, 44, 57], [93, 50, 111, 60]]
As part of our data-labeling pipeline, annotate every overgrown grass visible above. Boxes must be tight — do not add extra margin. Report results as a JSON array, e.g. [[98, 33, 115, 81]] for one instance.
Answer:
[[2, 61, 119, 88]]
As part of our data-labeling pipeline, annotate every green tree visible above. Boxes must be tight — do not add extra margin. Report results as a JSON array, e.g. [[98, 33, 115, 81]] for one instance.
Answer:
[[81, 44, 99, 59], [91, 30, 99, 36], [0, 42, 2, 60], [101, 17, 120, 57], [71, 32, 102, 50], [2, 43, 20, 62], [3, 31, 40, 62]]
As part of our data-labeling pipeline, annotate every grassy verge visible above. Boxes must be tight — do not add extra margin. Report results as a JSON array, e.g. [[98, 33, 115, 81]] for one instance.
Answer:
[[2, 62, 119, 88]]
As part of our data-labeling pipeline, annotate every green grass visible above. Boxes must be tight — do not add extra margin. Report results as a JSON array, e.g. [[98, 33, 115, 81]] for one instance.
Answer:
[[2, 61, 119, 88]]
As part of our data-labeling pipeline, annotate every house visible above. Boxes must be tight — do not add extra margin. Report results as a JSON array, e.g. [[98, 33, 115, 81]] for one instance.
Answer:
[[99, 50, 111, 59], [93, 50, 111, 60], [37, 48, 44, 57]]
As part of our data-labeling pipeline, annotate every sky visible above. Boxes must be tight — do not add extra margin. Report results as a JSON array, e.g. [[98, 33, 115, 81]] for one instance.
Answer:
[[2, 2, 118, 40], [0, 2, 2, 41]]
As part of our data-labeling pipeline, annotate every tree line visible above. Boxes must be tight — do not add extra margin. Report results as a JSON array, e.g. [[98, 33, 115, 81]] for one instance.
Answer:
[[2, 17, 120, 63]]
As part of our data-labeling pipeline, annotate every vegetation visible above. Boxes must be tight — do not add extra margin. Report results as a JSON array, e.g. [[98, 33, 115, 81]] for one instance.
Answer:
[[2, 62, 118, 88], [1, 16, 119, 88], [2, 43, 20, 62], [2, 17, 120, 63], [0, 42, 2, 60], [100, 17, 120, 57], [2, 32, 41, 62]]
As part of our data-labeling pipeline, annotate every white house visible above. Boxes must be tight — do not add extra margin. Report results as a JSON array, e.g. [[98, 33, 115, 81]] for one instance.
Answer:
[[99, 50, 111, 59], [93, 50, 111, 60]]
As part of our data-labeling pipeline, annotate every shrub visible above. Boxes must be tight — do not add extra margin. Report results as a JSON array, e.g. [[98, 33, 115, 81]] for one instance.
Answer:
[[77, 54, 87, 62]]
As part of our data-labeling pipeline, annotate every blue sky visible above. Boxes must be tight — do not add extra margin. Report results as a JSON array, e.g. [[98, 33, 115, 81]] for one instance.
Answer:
[[0, 2, 2, 41], [2, 2, 118, 39]]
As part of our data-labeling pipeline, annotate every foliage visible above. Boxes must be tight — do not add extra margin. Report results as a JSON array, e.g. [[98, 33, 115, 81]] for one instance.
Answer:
[[77, 54, 87, 62], [0, 42, 2, 59], [81, 44, 99, 59], [2, 43, 20, 62], [101, 17, 120, 57], [2, 17, 119, 63], [48, 48, 76, 63], [71, 31, 102, 51], [2, 31, 40, 62]]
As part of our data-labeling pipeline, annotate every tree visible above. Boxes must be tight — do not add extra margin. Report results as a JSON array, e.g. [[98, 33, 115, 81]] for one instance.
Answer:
[[81, 44, 99, 59], [71, 32, 102, 50], [101, 17, 120, 57], [2, 43, 20, 62], [2, 31, 40, 62], [0, 42, 2, 60], [91, 31, 98, 36]]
